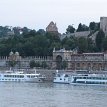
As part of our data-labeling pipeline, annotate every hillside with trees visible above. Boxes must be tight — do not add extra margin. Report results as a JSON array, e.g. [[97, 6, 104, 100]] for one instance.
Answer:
[[0, 22, 106, 56]]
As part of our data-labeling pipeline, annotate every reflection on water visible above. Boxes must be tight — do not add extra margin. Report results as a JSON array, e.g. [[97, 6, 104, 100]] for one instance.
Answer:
[[0, 82, 107, 107]]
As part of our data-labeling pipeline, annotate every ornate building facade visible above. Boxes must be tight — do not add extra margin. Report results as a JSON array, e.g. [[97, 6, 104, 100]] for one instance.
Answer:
[[0, 49, 107, 72], [53, 48, 107, 71]]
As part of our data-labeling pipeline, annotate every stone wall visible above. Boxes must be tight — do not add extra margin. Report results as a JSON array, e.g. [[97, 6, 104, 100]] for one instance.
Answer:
[[61, 31, 90, 40], [100, 17, 107, 33]]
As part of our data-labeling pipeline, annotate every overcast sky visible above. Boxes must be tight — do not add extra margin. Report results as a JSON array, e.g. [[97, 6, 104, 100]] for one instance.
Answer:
[[0, 0, 107, 33]]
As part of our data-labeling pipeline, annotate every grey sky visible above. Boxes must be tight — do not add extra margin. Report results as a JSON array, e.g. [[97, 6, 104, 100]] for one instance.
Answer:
[[0, 0, 107, 33]]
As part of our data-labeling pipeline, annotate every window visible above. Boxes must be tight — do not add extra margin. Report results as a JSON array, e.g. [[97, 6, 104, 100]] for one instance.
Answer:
[[65, 74, 68, 77], [27, 75, 30, 78], [19, 75, 24, 78], [77, 63, 80, 67]]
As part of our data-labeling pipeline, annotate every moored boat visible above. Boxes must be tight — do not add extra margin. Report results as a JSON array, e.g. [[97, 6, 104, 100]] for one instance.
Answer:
[[70, 73, 107, 85], [0, 69, 45, 82], [53, 70, 70, 84], [53, 70, 107, 85]]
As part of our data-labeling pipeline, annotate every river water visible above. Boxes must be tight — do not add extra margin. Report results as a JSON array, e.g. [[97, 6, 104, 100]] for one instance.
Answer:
[[0, 82, 107, 107]]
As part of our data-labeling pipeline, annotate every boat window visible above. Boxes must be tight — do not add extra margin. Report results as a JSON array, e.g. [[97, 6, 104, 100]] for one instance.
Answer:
[[83, 77, 86, 79], [57, 74, 60, 77], [31, 76, 35, 78], [27, 75, 30, 78], [60, 78, 62, 80], [65, 74, 68, 77], [4, 75, 8, 77], [87, 77, 91, 79], [17, 75, 20, 78], [77, 77, 82, 79], [14, 75, 17, 78], [19, 75, 24, 78], [76, 81, 85, 83]]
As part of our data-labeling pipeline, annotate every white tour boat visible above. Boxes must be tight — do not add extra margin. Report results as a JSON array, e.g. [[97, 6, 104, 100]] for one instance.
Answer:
[[0, 69, 45, 82], [70, 73, 107, 85], [53, 70, 70, 84], [53, 70, 107, 85]]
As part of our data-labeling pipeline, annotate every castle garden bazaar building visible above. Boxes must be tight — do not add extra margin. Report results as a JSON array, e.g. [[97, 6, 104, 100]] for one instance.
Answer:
[[0, 49, 107, 71], [53, 48, 107, 71]]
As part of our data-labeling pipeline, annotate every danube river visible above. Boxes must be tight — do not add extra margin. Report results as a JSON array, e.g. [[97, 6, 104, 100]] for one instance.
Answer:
[[0, 82, 107, 107]]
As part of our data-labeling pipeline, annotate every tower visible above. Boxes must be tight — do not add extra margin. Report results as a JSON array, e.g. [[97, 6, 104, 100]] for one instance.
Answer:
[[100, 17, 107, 34], [46, 21, 58, 34]]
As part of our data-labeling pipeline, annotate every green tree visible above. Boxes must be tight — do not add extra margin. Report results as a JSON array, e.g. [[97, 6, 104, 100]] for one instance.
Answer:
[[36, 29, 45, 35], [35, 62, 41, 68], [22, 27, 29, 35], [29, 60, 35, 68], [41, 61, 48, 69], [78, 37, 88, 53], [77, 23, 89, 32], [95, 30, 105, 51], [102, 37, 107, 51], [61, 36, 77, 50], [89, 22, 96, 30], [89, 22, 100, 31], [8, 61, 17, 67], [87, 38, 95, 52], [61, 60, 68, 70], [66, 25, 75, 33]]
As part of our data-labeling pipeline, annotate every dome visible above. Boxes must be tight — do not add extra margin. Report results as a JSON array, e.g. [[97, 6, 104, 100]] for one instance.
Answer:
[[9, 51, 14, 56], [15, 51, 19, 56]]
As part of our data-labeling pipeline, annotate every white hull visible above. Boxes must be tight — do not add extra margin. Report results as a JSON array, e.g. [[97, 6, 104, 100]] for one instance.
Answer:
[[53, 72, 107, 85], [0, 70, 45, 83], [53, 81, 69, 84], [69, 74, 107, 85], [53, 73, 70, 84]]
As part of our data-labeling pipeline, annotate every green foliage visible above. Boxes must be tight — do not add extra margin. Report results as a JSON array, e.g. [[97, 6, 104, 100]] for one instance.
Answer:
[[8, 61, 17, 67], [0, 26, 11, 37], [87, 38, 96, 52], [0, 24, 105, 57], [30, 61, 41, 68], [41, 61, 48, 69], [77, 23, 89, 32], [95, 30, 105, 51], [30, 60, 48, 69], [102, 37, 107, 51], [61, 61, 68, 70], [29, 60, 36, 68], [89, 22, 100, 31], [78, 37, 88, 53], [89, 22, 96, 30], [61, 36, 77, 50], [0, 30, 99, 56], [66, 25, 75, 33]]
